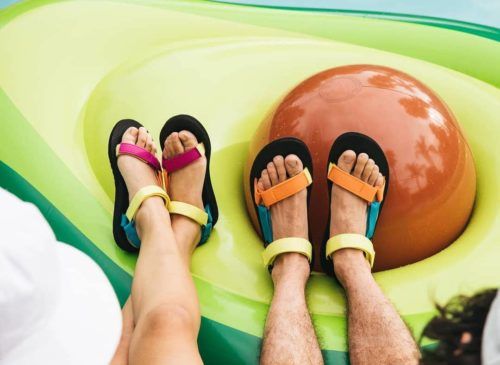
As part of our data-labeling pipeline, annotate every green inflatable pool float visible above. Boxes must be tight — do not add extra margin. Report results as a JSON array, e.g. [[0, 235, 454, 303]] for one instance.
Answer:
[[0, 1, 499, 363]]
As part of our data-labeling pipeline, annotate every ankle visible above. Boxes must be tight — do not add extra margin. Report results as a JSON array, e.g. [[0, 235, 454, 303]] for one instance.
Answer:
[[332, 249, 371, 288], [172, 216, 201, 257], [135, 197, 169, 232], [271, 253, 310, 286]]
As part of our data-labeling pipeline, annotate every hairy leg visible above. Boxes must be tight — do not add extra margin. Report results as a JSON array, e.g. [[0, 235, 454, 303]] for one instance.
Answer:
[[117, 127, 202, 365], [259, 155, 324, 365], [330, 151, 419, 365]]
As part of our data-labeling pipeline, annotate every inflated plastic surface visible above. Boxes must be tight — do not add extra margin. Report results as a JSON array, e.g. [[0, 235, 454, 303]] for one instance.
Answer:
[[0, 1, 499, 364], [244, 65, 476, 271]]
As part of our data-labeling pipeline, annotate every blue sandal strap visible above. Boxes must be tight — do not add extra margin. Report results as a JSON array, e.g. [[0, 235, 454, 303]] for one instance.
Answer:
[[366, 201, 381, 239], [121, 215, 141, 248], [257, 204, 273, 244]]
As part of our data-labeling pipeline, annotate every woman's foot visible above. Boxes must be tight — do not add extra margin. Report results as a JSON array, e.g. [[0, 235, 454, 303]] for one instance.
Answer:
[[163, 131, 206, 253], [257, 155, 310, 284], [117, 127, 167, 234], [329, 150, 384, 285]]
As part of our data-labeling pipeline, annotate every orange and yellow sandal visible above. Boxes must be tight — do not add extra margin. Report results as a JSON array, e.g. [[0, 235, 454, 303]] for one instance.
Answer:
[[322, 132, 389, 275], [249, 138, 314, 270]]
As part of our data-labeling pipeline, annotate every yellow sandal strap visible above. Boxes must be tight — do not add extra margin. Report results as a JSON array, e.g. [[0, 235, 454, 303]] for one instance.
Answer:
[[325, 233, 375, 268], [262, 237, 312, 267], [167, 201, 208, 226], [126, 185, 170, 221]]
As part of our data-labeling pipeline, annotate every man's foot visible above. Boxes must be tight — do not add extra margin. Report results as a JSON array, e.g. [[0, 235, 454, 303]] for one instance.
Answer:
[[117, 127, 166, 233], [163, 131, 206, 251], [256, 155, 310, 284], [329, 150, 384, 285]]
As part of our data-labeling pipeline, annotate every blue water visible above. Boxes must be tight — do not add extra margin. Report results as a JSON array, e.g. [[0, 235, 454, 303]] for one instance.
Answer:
[[0, 0, 19, 10], [214, 0, 500, 28]]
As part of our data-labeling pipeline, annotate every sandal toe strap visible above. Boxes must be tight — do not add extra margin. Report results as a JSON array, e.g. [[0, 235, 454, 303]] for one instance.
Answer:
[[117, 143, 161, 171], [254, 168, 312, 208]]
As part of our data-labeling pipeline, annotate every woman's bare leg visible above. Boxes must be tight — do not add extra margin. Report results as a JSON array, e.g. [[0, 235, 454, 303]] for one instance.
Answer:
[[110, 298, 134, 365], [116, 127, 203, 365]]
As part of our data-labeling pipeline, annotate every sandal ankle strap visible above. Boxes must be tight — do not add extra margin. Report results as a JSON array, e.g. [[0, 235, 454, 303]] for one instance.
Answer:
[[262, 237, 312, 268], [326, 233, 375, 268], [126, 185, 169, 221]]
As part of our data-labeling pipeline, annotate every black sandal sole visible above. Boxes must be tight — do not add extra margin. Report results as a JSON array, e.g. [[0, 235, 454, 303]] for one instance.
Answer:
[[108, 119, 146, 252]]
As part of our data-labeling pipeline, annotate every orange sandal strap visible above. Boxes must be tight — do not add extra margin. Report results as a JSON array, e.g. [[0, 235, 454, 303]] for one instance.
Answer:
[[328, 163, 385, 203], [254, 168, 312, 208]]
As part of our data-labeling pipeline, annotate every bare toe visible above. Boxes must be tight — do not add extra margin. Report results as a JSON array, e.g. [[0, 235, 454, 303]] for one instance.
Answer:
[[352, 153, 369, 178], [179, 130, 198, 150], [137, 127, 148, 148], [284, 154, 304, 177], [337, 150, 357, 172], [145, 133, 154, 153], [163, 134, 175, 159], [267, 162, 279, 185], [368, 165, 380, 185], [273, 155, 287, 182], [257, 178, 265, 192], [361, 159, 375, 182], [122, 127, 139, 144], [261, 170, 271, 189], [375, 173, 385, 188], [171, 132, 184, 155]]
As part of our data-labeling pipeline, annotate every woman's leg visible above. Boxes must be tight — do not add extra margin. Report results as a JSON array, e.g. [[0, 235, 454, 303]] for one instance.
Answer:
[[110, 298, 134, 365], [116, 127, 203, 365]]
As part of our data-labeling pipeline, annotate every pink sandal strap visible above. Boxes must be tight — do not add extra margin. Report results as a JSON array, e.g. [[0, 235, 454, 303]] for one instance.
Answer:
[[162, 143, 205, 172], [117, 143, 161, 171]]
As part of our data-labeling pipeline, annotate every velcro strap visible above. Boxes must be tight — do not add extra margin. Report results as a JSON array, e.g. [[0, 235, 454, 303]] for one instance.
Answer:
[[254, 168, 312, 208], [262, 237, 312, 267], [126, 185, 170, 221], [117, 143, 161, 171], [168, 201, 208, 226], [325, 233, 375, 268], [162, 143, 205, 172], [328, 163, 384, 203]]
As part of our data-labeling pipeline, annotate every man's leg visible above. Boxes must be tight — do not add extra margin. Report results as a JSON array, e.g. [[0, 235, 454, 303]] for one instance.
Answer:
[[117, 127, 202, 365], [258, 155, 324, 365], [330, 150, 420, 365]]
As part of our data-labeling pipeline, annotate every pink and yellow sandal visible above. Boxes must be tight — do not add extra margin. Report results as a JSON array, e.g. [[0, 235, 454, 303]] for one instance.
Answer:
[[108, 119, 169, 251], [159, 115, 219, 245]]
